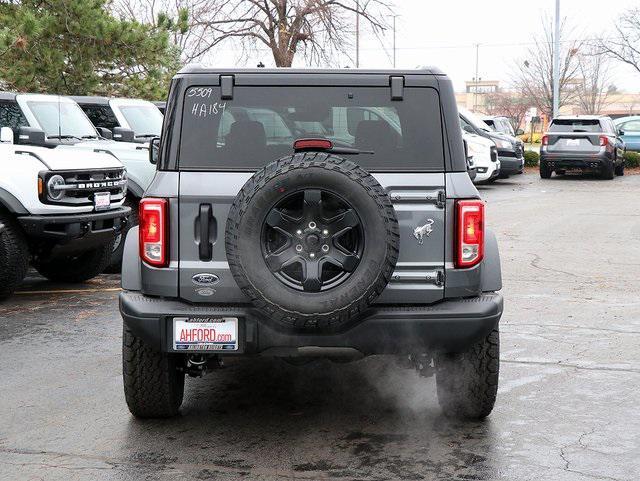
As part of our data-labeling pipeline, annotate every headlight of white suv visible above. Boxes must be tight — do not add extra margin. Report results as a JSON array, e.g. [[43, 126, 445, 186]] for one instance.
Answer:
[[47, 175, 65, 201], [494, 139, 512, 149]]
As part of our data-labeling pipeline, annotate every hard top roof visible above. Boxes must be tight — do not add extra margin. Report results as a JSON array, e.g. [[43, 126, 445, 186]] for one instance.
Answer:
[[553, 115, 609, 120], [0, 91, 17, 101], [176, 65, 446, 76], [70, 95, 110, 105]]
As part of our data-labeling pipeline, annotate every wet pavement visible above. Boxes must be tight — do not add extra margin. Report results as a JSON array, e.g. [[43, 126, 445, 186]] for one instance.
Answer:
[[1, 172, 639, 480]]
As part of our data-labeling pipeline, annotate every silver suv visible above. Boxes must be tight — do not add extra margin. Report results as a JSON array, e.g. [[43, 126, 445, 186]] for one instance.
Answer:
[[119, 67, 504, 420]]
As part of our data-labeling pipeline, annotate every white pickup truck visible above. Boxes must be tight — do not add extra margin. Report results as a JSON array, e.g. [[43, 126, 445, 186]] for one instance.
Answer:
[[0, 126, 130, 299], [0, 92, 156, 270]]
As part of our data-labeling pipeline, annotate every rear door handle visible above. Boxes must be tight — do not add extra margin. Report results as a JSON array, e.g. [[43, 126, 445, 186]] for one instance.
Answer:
[[198, 204, 213, 261]]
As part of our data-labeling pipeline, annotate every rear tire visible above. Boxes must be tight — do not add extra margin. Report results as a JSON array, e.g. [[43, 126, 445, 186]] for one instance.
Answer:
[[33, 243, 114, 283], [601, 161, 615, 180], [539, 163, 552, 179], [435, 328, 499, 420], [0, 213, 29, 300], [104, 197, 138, 273], [122, 326, 185, 418]]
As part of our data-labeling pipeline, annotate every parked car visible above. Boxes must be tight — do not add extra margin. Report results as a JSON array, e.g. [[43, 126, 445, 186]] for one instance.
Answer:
[[0, 125, 130, 299], [540, 115, 625, 179], [482, 115, 524, 138], [0, 92, 155, 270], [463, 130, 500, 183], [613, 116, 640, 152], [459, 107, 524, 178], [71, 96, 164, 143], [119, 66, 504, 420]]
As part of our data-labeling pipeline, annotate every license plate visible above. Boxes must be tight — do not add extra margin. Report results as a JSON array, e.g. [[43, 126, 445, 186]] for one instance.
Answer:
[[94, 192, 111, 211], [173, 317, 238, 351], [566, 139, 580, 146]]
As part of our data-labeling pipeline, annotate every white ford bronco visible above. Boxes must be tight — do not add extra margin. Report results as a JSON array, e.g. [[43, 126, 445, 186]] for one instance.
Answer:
[[0, 125, 129, 299], [0, 92, 156, 271]]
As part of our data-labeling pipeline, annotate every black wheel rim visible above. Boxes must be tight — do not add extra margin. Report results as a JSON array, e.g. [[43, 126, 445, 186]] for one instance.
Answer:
[[261, 189, 364, 292]]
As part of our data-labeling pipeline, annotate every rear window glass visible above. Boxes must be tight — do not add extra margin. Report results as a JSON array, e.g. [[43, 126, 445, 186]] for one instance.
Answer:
[[178, 86, 444, 172], [549, 119, 602, 133]]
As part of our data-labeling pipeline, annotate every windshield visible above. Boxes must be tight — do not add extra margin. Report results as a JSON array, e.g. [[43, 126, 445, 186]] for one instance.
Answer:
[[549, 119, 602, 133], [118, 105, 164, 136], [26, 101, 97, 138], [458, 107, 493, 132]]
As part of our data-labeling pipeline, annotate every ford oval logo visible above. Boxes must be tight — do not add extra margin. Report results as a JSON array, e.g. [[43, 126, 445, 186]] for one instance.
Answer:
[[192, 273, 220, 286]]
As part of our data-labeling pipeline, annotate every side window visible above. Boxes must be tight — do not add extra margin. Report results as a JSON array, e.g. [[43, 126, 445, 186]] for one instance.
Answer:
[[81, 105, 119, 130], [0, 100, 28, 130], [622, 120, 640, 132]]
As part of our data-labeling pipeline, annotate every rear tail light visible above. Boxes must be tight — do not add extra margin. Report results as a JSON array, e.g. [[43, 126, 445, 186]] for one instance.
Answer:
[[599, 135, 609, 147], [293, 138, 333, 151], [541, 135, 549, 146], [456, 200, 484, 268], [139, 198, 168, 267]]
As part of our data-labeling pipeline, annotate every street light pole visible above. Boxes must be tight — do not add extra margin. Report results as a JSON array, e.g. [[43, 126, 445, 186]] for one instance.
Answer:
[[355, 0, 360, 68], [552, 0, 561, 119], [474, 43, 480, 111]]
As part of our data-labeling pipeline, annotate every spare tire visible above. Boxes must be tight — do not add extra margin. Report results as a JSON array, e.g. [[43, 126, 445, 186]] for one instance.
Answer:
[[225, 152, 399, 331]]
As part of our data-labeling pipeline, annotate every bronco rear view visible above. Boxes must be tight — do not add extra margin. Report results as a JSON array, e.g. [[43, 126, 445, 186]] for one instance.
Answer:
[[119, 67, 503, 420]]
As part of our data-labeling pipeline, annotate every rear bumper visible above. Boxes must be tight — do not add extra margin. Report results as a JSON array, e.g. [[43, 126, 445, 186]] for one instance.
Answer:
[[18, 206, 130, 246], [120, 291, 503, 355], [540, 152, 611, 169]]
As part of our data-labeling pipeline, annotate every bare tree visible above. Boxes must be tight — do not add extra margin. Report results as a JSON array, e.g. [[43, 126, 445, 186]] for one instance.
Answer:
[[483, 91, 532, 132], [113, 0, 391, 66], [597, 7, 640, 76], [512, 15, 581, 119], [574, 48, 613, 114]]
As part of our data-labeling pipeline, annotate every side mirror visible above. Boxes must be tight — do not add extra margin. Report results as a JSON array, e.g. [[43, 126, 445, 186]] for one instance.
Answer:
[[0, 127, 13, 143], [15, 126, 47, 147], [618, 129, 625, 136], [515, 128, 524, 136], [149, 137, 160, 165], [112, 127, 135, 143], [96, 127, 113, 140]]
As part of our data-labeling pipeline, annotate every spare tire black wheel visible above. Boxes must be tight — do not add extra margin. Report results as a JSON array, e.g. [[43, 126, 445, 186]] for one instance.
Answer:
[[226, 152, 399, 331]]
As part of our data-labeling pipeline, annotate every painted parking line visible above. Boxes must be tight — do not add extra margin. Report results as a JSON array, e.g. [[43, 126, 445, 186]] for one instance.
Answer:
[[15, 287, 122, 295]]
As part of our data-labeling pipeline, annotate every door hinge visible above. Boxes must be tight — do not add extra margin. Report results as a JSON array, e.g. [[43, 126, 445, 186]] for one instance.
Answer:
[[220, 75, 234, 100], [437, 190, 446, 208]]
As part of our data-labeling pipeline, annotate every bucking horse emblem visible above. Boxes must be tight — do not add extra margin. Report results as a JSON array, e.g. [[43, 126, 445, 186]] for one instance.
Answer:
[[413, 219, 434, 245]]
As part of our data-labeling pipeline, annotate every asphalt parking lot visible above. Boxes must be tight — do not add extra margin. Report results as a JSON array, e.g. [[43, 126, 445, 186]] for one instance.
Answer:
[[1, 171, 639, 481]]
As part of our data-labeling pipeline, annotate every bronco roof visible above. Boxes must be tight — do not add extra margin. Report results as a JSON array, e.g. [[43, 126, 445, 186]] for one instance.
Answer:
[[176, 65, 446, 76]]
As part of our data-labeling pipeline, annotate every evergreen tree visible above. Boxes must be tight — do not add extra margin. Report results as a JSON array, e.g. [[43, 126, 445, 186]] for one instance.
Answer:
[[0, 0, 182, 99]]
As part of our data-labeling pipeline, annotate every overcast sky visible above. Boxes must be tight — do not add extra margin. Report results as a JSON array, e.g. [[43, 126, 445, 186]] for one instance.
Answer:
[[208, 0, 640, 93]]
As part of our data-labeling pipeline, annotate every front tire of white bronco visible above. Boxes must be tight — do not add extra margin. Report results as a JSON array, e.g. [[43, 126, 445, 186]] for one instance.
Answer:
[[33, 242, 114, 283], [122, 326, 185, 418], [0, 212, 30, 300], [435, 328, 499, 420]]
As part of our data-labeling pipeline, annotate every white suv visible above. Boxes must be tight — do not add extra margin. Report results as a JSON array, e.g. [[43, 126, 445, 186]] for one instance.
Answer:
[[463, 131, 500, 183], [0, 126, 129, 299], [0, 92, 156, 270]]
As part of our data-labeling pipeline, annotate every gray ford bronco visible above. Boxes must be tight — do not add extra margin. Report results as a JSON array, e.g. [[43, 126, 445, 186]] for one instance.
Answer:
[[119, 67, 503, 420]]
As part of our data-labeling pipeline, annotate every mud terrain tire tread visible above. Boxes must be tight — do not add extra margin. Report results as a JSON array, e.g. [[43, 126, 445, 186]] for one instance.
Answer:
[[435, 328, 499, 420], [33, 243, 114, 283], [122, 326, 185, 418], [0, 212, 29, 300], [225, 152, 399, 331]]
